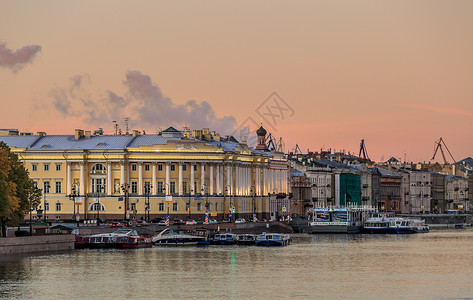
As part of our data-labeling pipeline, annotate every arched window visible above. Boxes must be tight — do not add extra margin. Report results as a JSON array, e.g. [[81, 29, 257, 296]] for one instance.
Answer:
[[91, 164, 106, 173], [89, 202, 105, 211]]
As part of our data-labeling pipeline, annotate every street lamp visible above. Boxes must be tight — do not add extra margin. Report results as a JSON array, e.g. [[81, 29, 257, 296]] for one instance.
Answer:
[[272, 188, 278, 221], [225, 184, 231, 221], [43, 181, 50, 222], [250, 186, 256, 222], [121, 183, 130, 221], [188, 188, 193, 219], [95, 184, 105, 223], [202, 183, 209, 224], [144, 182, 152, 222], [69, 187, 79, 227], [164, 183, 170, 222]]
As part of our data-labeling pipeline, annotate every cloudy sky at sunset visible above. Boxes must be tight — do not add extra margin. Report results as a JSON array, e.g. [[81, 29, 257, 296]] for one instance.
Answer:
[[1, 1, 472, 163]]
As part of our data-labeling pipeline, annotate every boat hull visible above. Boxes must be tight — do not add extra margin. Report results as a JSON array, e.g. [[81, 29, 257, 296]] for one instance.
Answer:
[[255, 240, 288, 246], [154, 237, 203, 246], [308, 225, 361, 234]]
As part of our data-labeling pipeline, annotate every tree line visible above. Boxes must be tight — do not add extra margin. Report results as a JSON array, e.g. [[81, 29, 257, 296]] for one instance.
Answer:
[[0, 142, 42, 237]]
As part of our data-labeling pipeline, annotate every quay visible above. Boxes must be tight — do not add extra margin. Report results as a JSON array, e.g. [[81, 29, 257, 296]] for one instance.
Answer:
[[0, 235, 75, 255]]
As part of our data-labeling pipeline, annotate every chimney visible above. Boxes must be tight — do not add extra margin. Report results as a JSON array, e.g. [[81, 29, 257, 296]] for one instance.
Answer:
[[133, 130, 141, 137], [85, 131, 91, 138], [37, 131, 47, 137], [75, 129, 84, 140]]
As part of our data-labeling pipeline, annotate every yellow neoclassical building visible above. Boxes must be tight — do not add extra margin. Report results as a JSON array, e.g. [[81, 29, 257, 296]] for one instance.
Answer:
[[0, 127, 289, 223]]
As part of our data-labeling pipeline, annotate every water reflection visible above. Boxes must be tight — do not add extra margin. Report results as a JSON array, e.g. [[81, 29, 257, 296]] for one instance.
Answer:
[[1, 230, 473, 299]]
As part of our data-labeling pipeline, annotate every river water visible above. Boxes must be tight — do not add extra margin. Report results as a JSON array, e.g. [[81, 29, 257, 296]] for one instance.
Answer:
[[1, 230, 473, 299]]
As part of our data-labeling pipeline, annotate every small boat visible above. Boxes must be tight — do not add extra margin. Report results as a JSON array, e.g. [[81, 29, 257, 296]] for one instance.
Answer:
[[362, 217, 391, 234], [212, 233, 237, 245], [388, 218, 418, 234], [236, 234, 257, 245], [117, 235, 152, 249], [153, 229, 204, 246], [408, 218, 429, 232], [255, 233, 291, 246], [86, 229, 152, 249]]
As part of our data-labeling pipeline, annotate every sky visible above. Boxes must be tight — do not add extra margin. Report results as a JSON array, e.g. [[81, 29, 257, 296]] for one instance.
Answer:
[[1, 1, 472, 163]]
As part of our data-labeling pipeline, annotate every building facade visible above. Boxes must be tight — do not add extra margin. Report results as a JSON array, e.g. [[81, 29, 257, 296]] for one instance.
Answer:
[[0, 127, 290, 223]]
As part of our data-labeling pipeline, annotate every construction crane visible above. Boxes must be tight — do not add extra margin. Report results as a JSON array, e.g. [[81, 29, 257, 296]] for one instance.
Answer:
[[358, 139, 370, 160], [292, 144, 302, 155], [265, 133, 277, 151], [277, 137, 285, 153], [432, 137, 456, 164]]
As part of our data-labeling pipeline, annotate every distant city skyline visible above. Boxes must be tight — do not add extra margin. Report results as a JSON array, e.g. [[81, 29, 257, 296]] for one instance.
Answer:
[[1, 1, 472, 163]]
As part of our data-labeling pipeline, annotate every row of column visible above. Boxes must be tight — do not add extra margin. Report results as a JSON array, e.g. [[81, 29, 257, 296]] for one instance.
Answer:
[[66, 160, 289, 197]]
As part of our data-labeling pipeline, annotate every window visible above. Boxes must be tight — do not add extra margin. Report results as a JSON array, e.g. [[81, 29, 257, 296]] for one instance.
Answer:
[[183, 165, 187, 171], [173, 202, 178, 211], [221, 202, 224, 211], [44, 202, 49, 211], [144, 181, 151, 194], [44, 164, 49, 171], [32, 164, 37, 171], [183, 181, 188, 194], [170, 164, 176, 171], [43, 181, 50, 193], [158, 164, 163, 171], [194, 165, 198, 171], [91, 178, 105, 194], [157, 181, 164, 194], [56, 164, 61, 171], [33, 181, 38, 189], [215, 202, 218, 211], [131, 202, 136, 212], [56, 202, 61, 211], [145, 164, 150, 171], [194, 182, 198, 194], [55, 181, 62, 194], [91, 202, 104, 211], [91, 164, 106, 174], [131, 164, 137, 171], [197, 202, 202, 211], [170, 182, 176, 194], [131, 181, 138, 194], [159, 202, 164, 211]]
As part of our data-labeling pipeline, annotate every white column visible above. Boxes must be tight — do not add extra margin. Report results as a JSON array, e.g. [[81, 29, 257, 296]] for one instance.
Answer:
[[227, 164, 232, 195], [209, 163, 214, 195], [201, 162, 205, 193], [80, 162, 85, 195], [67, 162, 71, 194], [166, 162, 170, 195], [257, 166, 261, 196], [247, 166, 251, 196], [138, 162, 143, 195], [235, 165, 239, 195], [220, 165, 224, 194], [216, 163, 220, 195], [191, 163, 195, 195], [178, 162, 183, 195], [120, 162, 125, 187], [230, 164, 234, 194], [107, 162, 112, 195], [152, 163, 157, 195]]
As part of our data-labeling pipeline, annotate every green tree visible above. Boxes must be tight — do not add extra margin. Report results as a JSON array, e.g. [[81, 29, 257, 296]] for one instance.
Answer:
[[0, 142, 41, 237]]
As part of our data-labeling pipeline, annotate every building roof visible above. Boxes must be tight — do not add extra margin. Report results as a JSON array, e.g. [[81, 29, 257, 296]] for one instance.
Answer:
[[0, 135, 41, 149], [0, 133, 270, 156]]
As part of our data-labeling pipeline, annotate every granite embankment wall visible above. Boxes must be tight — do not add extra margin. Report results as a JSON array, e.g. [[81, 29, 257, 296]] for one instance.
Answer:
[[0, 235, 75, 255]]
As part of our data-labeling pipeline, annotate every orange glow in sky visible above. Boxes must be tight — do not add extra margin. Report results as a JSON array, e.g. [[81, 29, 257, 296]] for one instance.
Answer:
[[1, 1, 472, 163]]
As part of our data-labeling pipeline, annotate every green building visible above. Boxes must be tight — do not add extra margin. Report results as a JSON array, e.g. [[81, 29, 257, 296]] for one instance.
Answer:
[[335, 173, 361, 206]]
